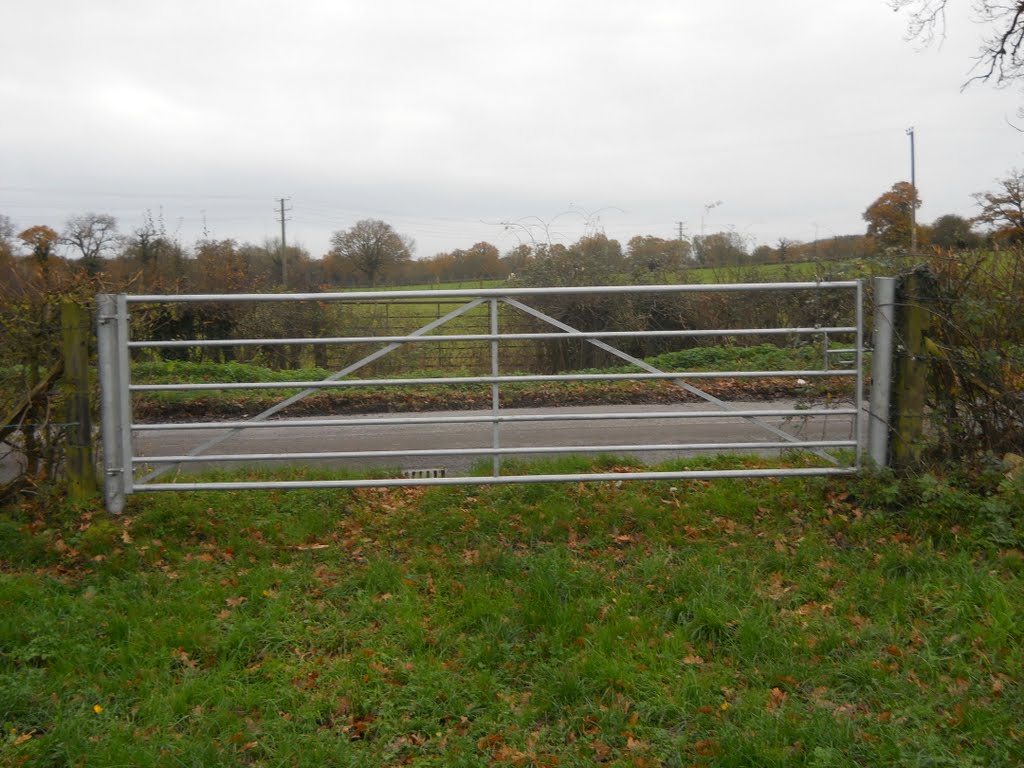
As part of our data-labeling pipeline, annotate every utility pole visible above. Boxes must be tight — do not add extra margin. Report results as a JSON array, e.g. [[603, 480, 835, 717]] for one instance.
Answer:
[[906, 127, 917, 255], [275, 197, 292, 288], [676, 221, 686, 242]]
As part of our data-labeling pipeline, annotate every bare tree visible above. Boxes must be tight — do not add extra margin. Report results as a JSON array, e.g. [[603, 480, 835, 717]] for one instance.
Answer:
[[61, 212, 118, 275], [327, 219, 413, 287], [892, 1, 1024, 90], [973, 167, 1024, 242]]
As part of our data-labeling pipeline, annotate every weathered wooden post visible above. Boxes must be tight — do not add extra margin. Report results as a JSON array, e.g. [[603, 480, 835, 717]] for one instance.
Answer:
[[889, 266, 936, 469], [61, 299, 97, 500]]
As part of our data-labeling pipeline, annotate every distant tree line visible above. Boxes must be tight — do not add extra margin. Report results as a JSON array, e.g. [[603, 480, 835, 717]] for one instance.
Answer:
[[3, 168, 1022, 297]]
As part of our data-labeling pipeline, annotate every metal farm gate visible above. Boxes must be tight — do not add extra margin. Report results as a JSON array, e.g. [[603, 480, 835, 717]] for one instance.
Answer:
[[96, 282, 865, 513]]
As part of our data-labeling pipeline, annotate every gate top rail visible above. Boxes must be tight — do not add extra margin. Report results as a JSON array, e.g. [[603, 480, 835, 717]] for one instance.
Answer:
[[124, 280, 860, 304]]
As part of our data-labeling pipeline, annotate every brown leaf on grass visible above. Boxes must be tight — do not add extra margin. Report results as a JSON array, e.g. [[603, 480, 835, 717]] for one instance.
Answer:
[[497, 691, 532, 714], [291, 671, 319, 690], [767, 687, 787, 711], [785, 601, 833, 617], [763, 572, 794, 601], [589, 740, 612, 761], [626, 735, 646, 751], [682, 655, 705, 665], [692, 739, 719, 757], [171, 648, 197, 670], [712, 516, 737, 534], [476, 732, 504, 751], [342, 715, 375, 741], [225, 596, 247, 608]]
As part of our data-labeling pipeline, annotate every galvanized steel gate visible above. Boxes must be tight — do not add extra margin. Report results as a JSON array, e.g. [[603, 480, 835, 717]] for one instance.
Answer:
[[97, 282, 865, 513]]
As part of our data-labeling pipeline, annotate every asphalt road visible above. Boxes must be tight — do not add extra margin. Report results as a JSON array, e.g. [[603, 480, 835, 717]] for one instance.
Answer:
[[132, 401, 860, 478]]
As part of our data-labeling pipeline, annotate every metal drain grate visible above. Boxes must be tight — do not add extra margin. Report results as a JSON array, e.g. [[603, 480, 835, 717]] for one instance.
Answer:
[[401, 467, 448, 479]]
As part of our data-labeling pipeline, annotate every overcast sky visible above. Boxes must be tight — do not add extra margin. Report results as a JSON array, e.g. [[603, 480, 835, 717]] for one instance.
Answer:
[[2, 1, 1022, 259]]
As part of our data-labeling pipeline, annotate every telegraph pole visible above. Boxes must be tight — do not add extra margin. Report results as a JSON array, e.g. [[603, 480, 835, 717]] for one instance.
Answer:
[[906, 127, 917, 254], [676, 221, 686, 242], [275, 197, 292, 287]]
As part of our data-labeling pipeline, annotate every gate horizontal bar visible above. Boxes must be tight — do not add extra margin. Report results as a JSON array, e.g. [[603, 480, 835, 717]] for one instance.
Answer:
[[135, 440, 857, 465], [132, 408, 859, 431], [135, 466, 857, 492], [132, 369, 857, 392], [125, 281, 860, 304], [128, 326, 859, 349]]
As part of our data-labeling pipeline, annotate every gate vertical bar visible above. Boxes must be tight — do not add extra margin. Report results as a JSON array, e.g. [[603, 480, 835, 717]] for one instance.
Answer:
[[115, 294, 134, 494], [854, 280, 864, 470], [97, 294, 125, 514], [868, 277, 896, 468], [490, 298, 501, 477]]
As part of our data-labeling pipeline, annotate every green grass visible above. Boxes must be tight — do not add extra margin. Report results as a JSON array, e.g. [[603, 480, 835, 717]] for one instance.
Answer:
[[2, 461, 1022, 766]]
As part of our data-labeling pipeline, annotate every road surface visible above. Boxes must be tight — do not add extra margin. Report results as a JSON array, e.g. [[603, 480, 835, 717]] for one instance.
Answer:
[[131, 401, 860, 479]]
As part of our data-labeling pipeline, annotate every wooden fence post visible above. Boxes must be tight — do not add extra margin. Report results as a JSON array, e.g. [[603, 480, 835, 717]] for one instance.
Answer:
[[889, 266, 937, 469], [62, 300, 97, 500]]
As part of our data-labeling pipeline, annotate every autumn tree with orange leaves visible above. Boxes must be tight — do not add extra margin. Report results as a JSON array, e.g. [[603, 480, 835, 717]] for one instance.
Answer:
[[863, 181, 923, 251]]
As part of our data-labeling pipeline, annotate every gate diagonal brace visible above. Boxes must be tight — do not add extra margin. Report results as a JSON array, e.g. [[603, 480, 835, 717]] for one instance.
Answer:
[[501, 297, 841, 466], [137, 297, 488, 484]]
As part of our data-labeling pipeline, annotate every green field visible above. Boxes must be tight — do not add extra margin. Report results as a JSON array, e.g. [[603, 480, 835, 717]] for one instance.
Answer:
[[2, 460, 1022, 766]]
